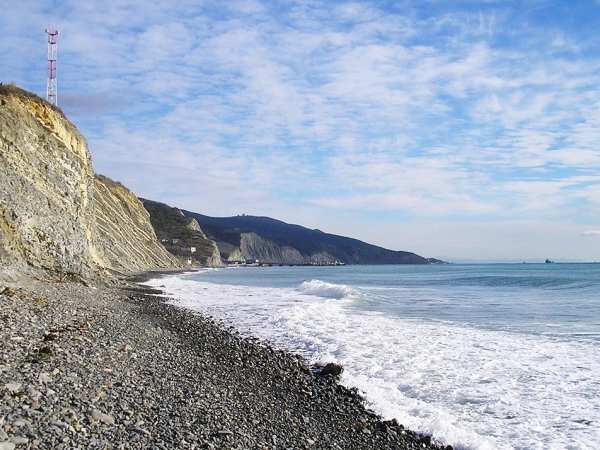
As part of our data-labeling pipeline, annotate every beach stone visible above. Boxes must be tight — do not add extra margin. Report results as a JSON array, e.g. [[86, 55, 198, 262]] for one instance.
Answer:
[[27, 387, 42, 401], [0, 443, 15, 450], [317, 363, 343, 378], [50, 421, 68, 429], [4, 382, 22, 394], [38, 373, 51, 384], [90, 409, 115, 425], [9, 436, 28, 445]]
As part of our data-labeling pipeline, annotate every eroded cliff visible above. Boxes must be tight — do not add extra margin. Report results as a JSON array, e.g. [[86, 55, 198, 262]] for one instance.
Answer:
[[0, 85, 179, 280], [239, 232, 337, 265], [93, 176, 179, 273]]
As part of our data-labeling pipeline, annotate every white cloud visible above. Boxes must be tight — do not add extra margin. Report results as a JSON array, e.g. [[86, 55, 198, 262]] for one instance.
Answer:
[[3, 0, 600, 259]]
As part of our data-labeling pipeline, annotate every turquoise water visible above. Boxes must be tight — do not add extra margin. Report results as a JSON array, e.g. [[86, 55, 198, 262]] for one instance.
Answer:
[[148, 263, 600, 449], [195, 263, 600, 341]]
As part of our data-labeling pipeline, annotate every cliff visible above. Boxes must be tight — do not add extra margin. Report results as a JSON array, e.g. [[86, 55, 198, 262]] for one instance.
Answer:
[[141, 199, 222, 267], [93, 176, 180, 273], [184, 211, 430, 265], [0, 85, 179, 280], [238, 232, 338, 265]]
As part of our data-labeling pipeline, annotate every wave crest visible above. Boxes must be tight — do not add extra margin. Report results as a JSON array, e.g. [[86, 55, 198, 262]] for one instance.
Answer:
[[297, 279, 359, 299]]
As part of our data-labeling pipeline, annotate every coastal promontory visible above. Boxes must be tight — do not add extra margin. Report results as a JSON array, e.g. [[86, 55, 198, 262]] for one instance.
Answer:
[[0, 85, 179, 281]]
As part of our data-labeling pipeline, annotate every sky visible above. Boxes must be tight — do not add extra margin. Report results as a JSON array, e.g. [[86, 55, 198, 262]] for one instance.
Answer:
[[2, 0, 600, 261]]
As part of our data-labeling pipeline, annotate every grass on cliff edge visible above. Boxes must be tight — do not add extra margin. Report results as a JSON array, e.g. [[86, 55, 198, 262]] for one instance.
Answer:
[[0, 83, 67, 119]]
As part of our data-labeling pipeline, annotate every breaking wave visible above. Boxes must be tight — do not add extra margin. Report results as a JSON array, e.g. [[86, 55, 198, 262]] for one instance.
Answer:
[[297, 279, 360, 299]]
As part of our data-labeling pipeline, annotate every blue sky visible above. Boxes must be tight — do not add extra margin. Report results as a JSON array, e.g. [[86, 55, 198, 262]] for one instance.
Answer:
[[2, 0, 600, 261]]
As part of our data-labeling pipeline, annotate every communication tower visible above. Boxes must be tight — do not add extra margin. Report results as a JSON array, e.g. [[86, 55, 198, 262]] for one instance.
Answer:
[[45, 27, 59, 105]]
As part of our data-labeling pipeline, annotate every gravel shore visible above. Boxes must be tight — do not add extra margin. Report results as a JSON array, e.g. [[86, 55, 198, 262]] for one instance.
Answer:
[[0, 274, 450, 450]]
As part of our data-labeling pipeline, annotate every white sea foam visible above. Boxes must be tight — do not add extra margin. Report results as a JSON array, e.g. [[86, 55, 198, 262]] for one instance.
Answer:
[[297, 279, 360, 299], [145, 274, 600, 450]]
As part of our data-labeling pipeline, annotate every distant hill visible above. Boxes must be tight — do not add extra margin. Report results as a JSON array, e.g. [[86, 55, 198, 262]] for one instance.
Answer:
[[182, 211, 430, 265], [141, 199, 222, 267]]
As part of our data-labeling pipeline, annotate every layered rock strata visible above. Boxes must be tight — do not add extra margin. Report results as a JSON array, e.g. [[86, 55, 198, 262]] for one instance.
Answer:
[[0, 85, 179, 280]]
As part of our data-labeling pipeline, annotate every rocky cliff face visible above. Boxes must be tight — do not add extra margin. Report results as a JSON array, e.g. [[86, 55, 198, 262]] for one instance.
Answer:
[[0, 85, 179, 280], [240, 232, 304, 264], [141, 199, 222, 267], [93, 176, 180, 273], [239, 233, 337, 265], [0, 86, 97, 278]]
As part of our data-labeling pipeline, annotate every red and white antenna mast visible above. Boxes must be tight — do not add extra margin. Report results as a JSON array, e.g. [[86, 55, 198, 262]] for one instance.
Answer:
[[45, 27, 59, 105]]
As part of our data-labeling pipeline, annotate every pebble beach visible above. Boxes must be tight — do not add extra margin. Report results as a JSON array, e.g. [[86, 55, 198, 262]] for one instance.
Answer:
[[0, 273, 448, 450]]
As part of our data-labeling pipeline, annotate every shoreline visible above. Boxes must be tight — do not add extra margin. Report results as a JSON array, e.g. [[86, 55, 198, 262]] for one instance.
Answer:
[[0, 273, 449, 449]]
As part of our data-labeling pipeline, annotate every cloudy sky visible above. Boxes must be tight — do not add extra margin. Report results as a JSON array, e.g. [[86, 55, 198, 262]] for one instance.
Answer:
[[2, 0, 600, 261]]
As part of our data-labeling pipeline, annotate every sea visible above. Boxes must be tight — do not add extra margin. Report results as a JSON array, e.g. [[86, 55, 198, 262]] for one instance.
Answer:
[[144, 263, 600, 450]]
